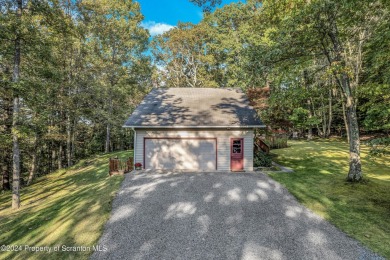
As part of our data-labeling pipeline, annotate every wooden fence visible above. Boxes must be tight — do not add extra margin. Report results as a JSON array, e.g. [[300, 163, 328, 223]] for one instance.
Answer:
[[109, 157, 133, 176]]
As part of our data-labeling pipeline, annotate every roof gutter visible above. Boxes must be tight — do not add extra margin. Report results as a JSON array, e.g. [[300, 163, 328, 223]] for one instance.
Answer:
[[122, 125, 266, 129]]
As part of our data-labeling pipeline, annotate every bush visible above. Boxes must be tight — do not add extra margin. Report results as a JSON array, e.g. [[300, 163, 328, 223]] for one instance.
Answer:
[[254, 151, 273, 167], [366, 137, 390, 158]]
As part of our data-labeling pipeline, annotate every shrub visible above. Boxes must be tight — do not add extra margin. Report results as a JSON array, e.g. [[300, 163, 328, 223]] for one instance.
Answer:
[[365, 137, 390, 159], [254, 151, 273, 167]]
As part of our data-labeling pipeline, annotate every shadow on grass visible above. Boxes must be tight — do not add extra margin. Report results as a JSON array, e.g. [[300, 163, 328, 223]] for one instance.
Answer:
[[0, 150, 132, 260], [270, 139, 390, 258]]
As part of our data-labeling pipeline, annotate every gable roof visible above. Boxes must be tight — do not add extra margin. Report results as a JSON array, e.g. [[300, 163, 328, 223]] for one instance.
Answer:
[[123, 88, 265, 128]]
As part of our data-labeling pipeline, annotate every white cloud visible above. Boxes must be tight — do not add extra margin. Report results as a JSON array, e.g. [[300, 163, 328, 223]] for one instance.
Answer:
[[141, 21, 175, 36]]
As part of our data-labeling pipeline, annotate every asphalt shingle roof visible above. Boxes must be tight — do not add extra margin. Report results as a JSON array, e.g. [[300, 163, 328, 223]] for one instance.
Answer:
[[123, 88, 265, 128]]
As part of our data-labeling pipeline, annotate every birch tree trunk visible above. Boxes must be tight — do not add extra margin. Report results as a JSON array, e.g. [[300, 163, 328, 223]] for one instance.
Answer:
[[11, 0, 22, 209]]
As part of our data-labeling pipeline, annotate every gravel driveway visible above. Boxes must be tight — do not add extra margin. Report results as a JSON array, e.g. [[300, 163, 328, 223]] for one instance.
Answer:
[[92, 171, 382, 260]]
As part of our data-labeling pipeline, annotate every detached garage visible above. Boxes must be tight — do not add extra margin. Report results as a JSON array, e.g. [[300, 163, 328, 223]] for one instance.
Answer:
[[123, 88, 265, 172]]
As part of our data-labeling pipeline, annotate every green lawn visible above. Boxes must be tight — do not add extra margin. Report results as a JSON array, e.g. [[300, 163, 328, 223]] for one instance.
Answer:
[[269, 139, 390, 258], [0, 151, 131, 260]]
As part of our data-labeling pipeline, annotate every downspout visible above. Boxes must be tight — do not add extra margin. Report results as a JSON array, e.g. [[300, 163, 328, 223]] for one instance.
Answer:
[[131, 127, 136, 168]]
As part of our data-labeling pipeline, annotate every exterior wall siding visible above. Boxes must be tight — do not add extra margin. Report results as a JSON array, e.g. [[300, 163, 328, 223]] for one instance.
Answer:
[[134, 129, 254, 171]]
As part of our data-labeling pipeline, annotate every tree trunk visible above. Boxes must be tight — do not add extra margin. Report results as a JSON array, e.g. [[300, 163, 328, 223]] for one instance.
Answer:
[[338, 73, 362, 181], [2, 155, 11, 191], [58, 144, 63, 169], [105, 98, 112, 153], [27, 155, 37, 186], [322, 109, 326, 138], [308, 128, 313, 140], [51, 148, 56, 171], [105, 123, 110, 153], [71, 121, 76, 161], [11, 0, 22, 209], [12, 97, 21, 209], [341, 93, 350, 143], [345, 94, 362, 181], [27, 135, 39, 186], [327, 89, 333, 137], [2, 99, 12, 191], [320, 16, 362, 181], [66, 114, 72, 167], [334, 72, 362, 181], [303, 70, 313, 140]]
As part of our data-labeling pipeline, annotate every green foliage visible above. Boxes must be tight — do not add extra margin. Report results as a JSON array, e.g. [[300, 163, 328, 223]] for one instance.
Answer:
[[289, 107, 310, 129], [151, 22, 217, 88], [151, 3, 262, 89], [359, 84, 390, 130], [365, 137, 390, 158], [0, 0, 152, 190], [203, 3, 260, 88], [245, 0, 390, 136], [189, 0, 222, 12], [254, 151, 273, 167]]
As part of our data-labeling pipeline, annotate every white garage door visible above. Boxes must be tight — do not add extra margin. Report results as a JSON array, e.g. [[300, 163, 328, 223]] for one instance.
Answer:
[[144, 138, 217, 170]]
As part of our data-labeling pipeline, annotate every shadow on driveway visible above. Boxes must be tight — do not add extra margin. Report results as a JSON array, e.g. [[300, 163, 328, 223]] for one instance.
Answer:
[[92, 171, 382, 260]]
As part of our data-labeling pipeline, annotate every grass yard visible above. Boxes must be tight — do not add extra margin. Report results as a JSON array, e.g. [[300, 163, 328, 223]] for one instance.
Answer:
[[269, 139, 390, 258], [0, 151, 132, 260]]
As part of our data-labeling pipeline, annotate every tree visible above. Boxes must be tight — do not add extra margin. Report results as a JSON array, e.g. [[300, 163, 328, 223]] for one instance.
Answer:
[[189, 0, 222, 12], [0, 0, 152, 206], [10, 0, 23, 209], [0, 11, 13, 191], [203, 3, 260, 88], [151, 22, 216, 88], [84, 0, 150, 153], [254, 0, 388, 181]]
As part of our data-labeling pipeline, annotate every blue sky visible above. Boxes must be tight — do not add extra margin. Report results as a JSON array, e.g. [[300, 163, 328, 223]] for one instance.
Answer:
[[137, 0, 244, 36]]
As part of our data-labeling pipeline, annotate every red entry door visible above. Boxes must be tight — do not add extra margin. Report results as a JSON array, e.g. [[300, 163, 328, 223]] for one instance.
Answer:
[[231, 138, 244, 171]]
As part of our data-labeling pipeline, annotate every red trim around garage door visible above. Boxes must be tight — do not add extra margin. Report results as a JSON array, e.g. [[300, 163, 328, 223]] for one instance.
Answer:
[[143, 137, 218, 170]]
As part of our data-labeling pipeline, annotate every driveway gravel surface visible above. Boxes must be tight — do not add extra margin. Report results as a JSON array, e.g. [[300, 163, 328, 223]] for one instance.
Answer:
[[92, 171, 383, 260]]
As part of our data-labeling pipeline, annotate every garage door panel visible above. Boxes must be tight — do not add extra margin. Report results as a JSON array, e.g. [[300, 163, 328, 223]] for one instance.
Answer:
[[145, 139, 216, 170]]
